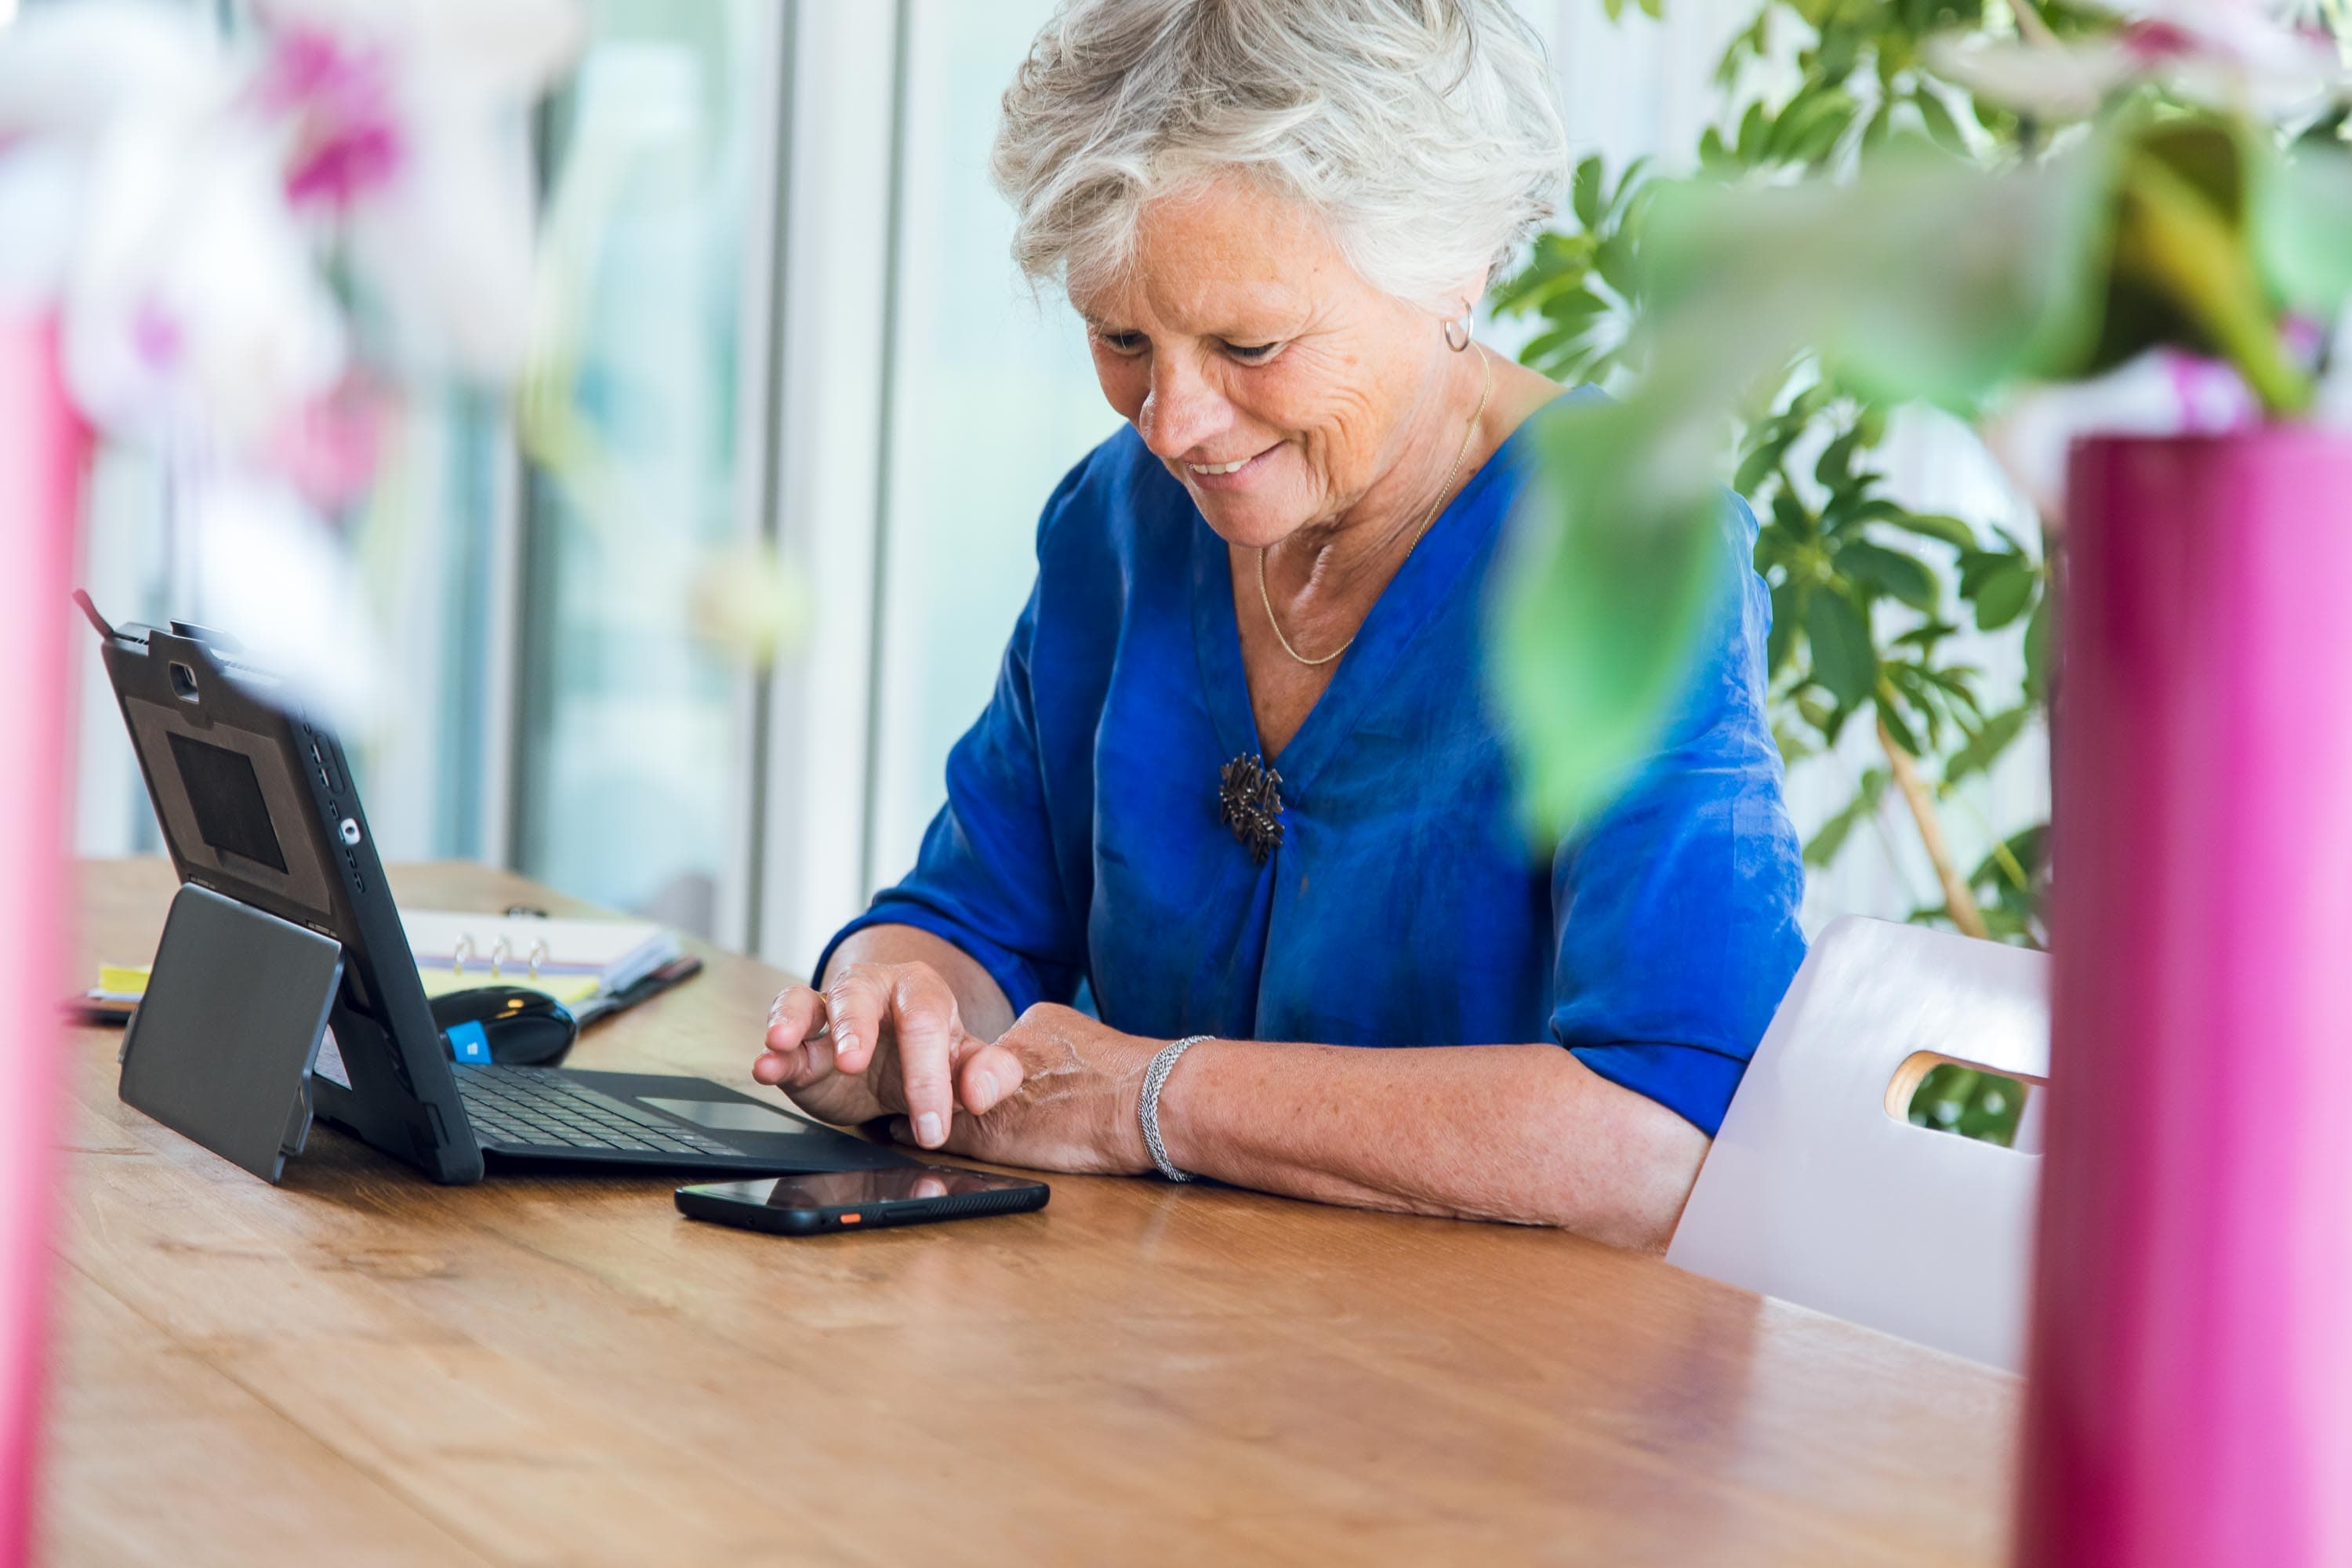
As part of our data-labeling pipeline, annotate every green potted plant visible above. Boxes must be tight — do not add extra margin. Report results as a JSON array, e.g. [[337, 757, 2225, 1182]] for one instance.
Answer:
[[1492, 7, 2352, 1563], [1494, 0, 2092, 1139]]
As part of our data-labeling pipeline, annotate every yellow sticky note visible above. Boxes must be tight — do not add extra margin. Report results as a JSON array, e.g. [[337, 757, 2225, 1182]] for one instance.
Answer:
[[97, 965, 151, 996]]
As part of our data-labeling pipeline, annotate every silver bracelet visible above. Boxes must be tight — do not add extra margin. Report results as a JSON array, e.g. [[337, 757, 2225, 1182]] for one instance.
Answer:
[[1139, 1035, 1209, 1182]]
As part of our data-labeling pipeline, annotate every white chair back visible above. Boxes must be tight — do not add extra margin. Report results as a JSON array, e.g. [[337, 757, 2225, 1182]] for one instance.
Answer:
[[1666, 916, 2049, 1371]]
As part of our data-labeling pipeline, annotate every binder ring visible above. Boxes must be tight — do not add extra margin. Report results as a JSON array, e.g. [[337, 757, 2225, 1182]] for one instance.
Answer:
[[527, 938, 550, 982], [488, 936, 510, 981], [452, 935, 474, 977]]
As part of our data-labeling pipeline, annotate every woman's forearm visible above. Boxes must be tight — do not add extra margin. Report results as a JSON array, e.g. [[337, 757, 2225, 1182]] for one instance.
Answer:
[[1152, 1038, 1710, 1250], [804, 931, 1706, 1245]]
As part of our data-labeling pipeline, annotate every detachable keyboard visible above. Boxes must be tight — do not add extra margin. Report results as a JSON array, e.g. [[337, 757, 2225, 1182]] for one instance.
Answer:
[[452, 1064, 741, 1157]]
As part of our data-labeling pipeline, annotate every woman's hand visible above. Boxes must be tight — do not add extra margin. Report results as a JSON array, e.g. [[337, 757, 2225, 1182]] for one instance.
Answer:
[[757, 978, 1158, 1171], [882, 1004, 1159, 1174], [753, 960, 1027, 1148]]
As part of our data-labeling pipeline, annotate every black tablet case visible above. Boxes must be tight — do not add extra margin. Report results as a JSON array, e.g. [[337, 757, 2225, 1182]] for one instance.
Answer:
[[94, 617, 485, 1182]]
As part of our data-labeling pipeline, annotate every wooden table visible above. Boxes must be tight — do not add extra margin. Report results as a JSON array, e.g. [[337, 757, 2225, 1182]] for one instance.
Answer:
[[42, 860, 2020, 1566]]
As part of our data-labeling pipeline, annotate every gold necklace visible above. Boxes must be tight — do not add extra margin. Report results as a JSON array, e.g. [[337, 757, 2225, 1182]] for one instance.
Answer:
[[1257, 344, 1495, 668]]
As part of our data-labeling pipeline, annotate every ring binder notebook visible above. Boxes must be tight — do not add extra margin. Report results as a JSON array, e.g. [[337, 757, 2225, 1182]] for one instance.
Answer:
[[399, 910, 680, 996]]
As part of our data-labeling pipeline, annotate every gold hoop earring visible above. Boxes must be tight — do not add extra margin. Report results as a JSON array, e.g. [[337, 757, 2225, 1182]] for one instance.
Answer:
[[1442, 315, 1473, 352]]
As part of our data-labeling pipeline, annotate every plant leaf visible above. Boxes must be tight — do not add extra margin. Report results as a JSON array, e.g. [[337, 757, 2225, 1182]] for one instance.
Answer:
[[1814, 428, 1860, 491], [1878, 691, 1926, 759], [1606, 156, 1653, 225], [1926, 663, 1984, 721], [1807, 586, 1878, 709], [1945, 704, 2029, 786], [1768, 577, 1808, 677], [1893, 619, 1958, 651], [1772, 490, 1813, 540], [1639, 135, 2120, 411], [1911, 86, 1969, 157], [1761, 82, 1822, 163], [1697, 125, 1735, 176], [2254, 145, 2352, 317], [2023, 593, 2053, 701], [1573, 155, 1606, 231], [1882, 510, 1977, 549], [1592, 231, 1638, 299], [1538, 285, 1613, 334], [1971, 822, 2049, 895], [1733, 435, 1787, 498], [1520, 296, 1613, 374], [1861, 100, 1893, 154], [1783, 93, 1858, 168], [1735, 100, 1769, 164], [2099, 114, 2311, 414], [1494, 397, 1728, 836], [1973, 561, 2035, 630], [1837, 539, 1939, 610], [1958, 546, 2015, 599], [1490, 262, 1592, 320]]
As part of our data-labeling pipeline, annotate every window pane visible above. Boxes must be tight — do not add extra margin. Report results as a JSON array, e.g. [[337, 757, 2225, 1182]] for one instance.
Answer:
[[515, 1, 771, 935], [869, 0, 1123, 890], [345, 387, 506, 863]]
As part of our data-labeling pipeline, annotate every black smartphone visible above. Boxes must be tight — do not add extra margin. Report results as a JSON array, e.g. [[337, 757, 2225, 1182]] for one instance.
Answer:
[[673, 1164, 1050, 1236]]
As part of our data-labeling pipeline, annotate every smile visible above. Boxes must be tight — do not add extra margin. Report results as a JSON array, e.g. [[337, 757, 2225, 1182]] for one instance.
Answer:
[[1180, 443, 1279, 488]]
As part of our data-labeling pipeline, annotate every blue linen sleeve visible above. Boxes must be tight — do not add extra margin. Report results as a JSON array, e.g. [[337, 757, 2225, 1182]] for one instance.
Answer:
[[812, 473, 1094, 1014], [1549, 494, 1807, 1136]]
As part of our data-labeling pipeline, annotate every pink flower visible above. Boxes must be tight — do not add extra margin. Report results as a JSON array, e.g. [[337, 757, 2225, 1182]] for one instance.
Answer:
[[254, 0, 587, 377], [252, 27, 404, 209], [2120, 20, 2205, 63], [61, 119, 349, 453], [264, 369, 387, 514]]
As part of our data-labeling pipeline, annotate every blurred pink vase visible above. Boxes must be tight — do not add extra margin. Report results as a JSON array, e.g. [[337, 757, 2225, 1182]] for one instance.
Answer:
[[0, 311, 83, 1563], [2020, 431, 2352, 1566]]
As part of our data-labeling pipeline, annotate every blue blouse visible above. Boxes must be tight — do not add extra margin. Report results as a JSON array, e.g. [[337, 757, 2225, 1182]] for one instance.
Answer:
[[820, 404, 1806, 1136]]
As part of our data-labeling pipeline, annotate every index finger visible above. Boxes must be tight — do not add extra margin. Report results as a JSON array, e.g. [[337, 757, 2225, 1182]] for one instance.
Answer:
[[888, 969, 965, 1149], [824, 969, 891, 1078]]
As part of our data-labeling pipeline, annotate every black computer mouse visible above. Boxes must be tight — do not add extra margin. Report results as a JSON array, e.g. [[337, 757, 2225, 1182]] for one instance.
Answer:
[[429, 986, 579, 1066]]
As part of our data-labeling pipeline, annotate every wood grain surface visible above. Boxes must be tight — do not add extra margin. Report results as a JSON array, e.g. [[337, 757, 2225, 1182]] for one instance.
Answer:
[[40, 859, 2020, 1566]]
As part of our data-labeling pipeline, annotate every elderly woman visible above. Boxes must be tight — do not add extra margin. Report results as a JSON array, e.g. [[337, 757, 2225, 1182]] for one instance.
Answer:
[[753, 0, 1804, 1248]]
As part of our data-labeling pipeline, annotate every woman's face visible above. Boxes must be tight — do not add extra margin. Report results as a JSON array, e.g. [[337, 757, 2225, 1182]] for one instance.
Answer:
[[1073, 176, 1461, 550]]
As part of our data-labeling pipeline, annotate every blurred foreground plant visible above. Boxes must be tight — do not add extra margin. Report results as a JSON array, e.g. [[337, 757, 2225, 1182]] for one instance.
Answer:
[[1494, 0, 2352, 956], [0, 0, 583, 715], [1499, 3, 2118, 944]]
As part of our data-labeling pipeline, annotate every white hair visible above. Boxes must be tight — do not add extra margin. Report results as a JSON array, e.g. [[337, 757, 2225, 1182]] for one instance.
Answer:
[[990, 0, 1569, 312]]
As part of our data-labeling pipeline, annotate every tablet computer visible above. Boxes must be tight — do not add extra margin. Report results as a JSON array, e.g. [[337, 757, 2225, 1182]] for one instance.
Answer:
[[85, 602, 483, 1179]]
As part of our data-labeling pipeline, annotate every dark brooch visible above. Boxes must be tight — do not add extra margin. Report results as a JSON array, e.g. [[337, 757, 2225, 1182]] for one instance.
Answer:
[[1218, 753, 1286, 865]]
